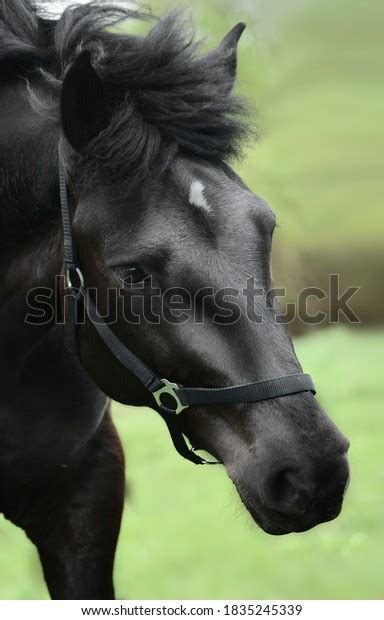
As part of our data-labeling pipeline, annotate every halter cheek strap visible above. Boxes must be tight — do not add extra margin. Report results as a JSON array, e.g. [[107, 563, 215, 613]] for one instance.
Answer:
[[59, 156, 316, 466]]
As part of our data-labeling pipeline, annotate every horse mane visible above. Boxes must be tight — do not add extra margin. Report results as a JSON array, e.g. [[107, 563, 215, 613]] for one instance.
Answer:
[[0, 1, 250, 188]]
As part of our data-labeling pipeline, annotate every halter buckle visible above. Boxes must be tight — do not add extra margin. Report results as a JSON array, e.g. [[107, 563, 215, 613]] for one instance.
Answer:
[[152, 379, 189, 415]]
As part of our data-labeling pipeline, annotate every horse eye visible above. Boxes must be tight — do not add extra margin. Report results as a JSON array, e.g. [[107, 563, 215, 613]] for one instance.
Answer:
[[113, 264, 149, 286]]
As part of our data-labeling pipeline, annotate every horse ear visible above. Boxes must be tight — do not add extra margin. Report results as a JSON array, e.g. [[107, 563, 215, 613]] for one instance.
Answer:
[[61, 50, 108, 151], [214, 22, 246, 93]]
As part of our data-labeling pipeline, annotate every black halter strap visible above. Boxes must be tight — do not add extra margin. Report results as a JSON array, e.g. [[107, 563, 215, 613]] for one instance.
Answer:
[[58, 155, 316, 466]]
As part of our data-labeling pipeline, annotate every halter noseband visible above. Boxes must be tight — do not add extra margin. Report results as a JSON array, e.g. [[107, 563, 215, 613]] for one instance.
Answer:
[[59, 156, 316, 465]]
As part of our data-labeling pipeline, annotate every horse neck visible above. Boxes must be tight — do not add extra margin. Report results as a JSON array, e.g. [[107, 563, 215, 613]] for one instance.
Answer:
[[0, 74, 61, 256], [0, 75, 63, 360]]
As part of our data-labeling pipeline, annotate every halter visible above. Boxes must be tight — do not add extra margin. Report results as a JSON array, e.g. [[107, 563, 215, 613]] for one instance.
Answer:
[[59, 156, 316, 465]]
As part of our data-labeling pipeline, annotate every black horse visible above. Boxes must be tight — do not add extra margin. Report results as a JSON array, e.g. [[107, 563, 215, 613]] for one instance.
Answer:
[[0, 1, 350, 600]]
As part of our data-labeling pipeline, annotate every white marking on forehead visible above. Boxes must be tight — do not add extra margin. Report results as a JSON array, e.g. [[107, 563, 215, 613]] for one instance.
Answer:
[[189, 180, 210, 212]]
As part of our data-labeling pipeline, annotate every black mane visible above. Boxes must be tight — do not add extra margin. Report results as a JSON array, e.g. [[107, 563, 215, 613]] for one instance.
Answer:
[[0, 1, 250, 188]]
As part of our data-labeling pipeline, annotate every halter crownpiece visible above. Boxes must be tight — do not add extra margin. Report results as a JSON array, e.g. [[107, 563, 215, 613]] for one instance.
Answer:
[[58, 154, 316, 466]]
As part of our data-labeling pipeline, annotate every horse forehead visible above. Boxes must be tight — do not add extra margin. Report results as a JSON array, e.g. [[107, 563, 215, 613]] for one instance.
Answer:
[[171, 158, 255, 216]]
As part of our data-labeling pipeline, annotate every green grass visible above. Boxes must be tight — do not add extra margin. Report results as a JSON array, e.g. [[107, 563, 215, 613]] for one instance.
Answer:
[[0, 328, 383, 599]]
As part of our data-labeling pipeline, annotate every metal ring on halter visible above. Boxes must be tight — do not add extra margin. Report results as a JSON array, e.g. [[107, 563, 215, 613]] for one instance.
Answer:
[[66, 266, 84, 289], [66, 266, 85, 300], [152, 379, 189, 415]]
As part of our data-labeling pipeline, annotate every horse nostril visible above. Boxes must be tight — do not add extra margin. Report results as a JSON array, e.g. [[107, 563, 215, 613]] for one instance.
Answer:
[[264, 469, 312, 517]]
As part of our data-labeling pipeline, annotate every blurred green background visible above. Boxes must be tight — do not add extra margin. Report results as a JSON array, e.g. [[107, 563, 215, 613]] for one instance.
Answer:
[[0, 0, 383, 600]]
